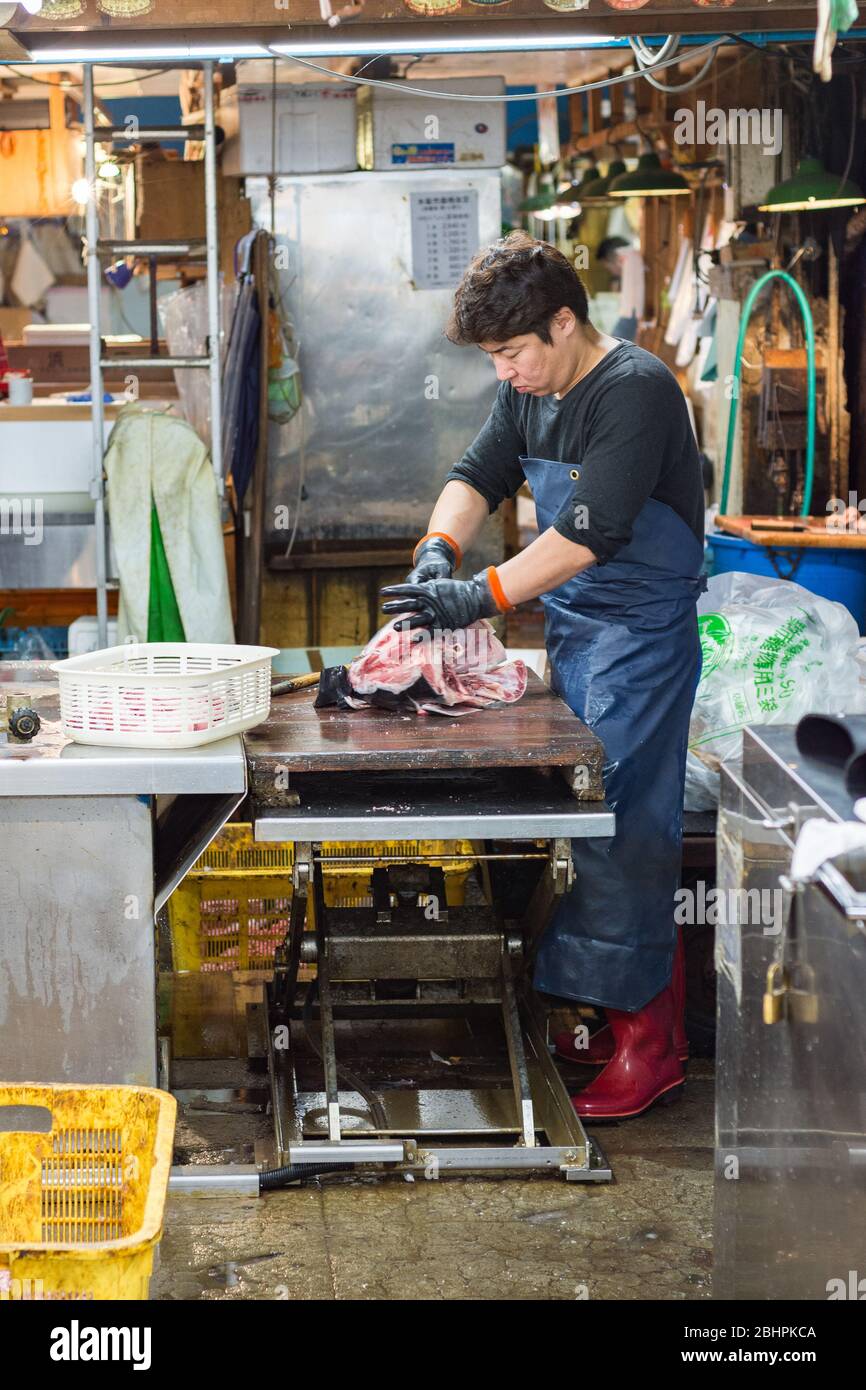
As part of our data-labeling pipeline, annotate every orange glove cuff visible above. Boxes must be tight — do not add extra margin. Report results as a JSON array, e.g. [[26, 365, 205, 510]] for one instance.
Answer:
[[486, 566, 515, 613], [414, 532, 463, 567]]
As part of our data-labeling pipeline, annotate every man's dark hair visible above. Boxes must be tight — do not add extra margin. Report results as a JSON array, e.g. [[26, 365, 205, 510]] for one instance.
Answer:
[[596, 235, 631, 264], [446, 231, 589, 347]]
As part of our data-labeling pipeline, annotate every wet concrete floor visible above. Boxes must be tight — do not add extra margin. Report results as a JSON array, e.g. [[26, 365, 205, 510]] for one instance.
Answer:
[[152, 1050, 714, 1302]]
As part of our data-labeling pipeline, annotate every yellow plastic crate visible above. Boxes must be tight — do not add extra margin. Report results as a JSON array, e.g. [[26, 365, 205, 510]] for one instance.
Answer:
[[168, 826, 293, 973], [0, 1083, 176, 1302], [167, 824, 478, 973]]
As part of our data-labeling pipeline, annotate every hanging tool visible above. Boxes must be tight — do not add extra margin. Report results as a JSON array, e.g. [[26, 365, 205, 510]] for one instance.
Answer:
[[271, 672, 321, 697]]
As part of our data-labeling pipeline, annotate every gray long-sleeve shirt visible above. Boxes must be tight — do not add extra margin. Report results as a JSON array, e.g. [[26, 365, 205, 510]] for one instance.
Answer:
[[444, 340, 704, 566]]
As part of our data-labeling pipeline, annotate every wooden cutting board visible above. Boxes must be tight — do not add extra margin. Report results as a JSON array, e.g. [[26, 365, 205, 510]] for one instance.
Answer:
[[715, 515, 866, 549], [245, 671, 602, 777]]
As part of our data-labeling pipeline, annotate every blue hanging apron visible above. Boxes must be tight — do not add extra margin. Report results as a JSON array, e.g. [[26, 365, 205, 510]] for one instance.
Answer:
[[522, 455, 706, 1011]]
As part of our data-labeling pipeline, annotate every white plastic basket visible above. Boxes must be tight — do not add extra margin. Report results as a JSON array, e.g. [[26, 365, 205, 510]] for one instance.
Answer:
[[51, 643, 280, 749]]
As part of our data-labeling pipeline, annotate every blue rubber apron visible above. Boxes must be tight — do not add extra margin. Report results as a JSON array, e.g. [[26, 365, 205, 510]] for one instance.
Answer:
[[522, 456, 706, 1011]]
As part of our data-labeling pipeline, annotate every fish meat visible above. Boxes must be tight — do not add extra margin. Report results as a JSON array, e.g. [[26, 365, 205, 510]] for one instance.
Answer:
[[315, 618, 527, 716]]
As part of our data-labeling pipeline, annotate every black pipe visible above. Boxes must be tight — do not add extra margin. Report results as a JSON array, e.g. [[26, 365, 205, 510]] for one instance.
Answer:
[[795, 713, 864, 766], [795, 714, 866, 796], [258, 1163, 355, 1193]]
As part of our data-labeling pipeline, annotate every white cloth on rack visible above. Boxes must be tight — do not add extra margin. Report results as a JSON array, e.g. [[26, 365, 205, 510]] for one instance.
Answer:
[[619, 248, 647, 318], [790, 816, 866, 882], [104, 403, 235, 644], [664, 238, 695, 348], [10, 234, 55, 307], [618, 248, 645, 320]]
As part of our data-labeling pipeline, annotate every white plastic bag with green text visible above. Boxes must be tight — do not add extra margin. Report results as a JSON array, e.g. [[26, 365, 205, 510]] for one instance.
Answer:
[[689, 571, 866, 771]]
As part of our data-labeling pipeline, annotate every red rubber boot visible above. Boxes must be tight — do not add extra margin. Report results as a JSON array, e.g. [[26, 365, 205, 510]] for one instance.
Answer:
[[570, 981, 686, 1119], [553, 1020, 619, 1066], [553, 929, 690, 1066]]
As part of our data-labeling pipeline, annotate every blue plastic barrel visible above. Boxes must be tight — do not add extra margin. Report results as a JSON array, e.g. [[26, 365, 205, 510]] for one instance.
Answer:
[[706, 531, 866, 633]]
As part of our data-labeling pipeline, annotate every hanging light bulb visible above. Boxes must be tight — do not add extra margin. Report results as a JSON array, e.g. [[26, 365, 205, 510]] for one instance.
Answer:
[[580, 160, 627, 203], [97, 159, 121, 179], [608, 152, 690, 198], [758, 156, 865, 212], [536, 184, 583, 220], [96, 0, 155, 15], [71, 177, 92, 205]]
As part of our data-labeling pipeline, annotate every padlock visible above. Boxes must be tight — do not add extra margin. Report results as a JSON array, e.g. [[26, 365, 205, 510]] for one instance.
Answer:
[[763, 962, 788, 1024], [787, 962, 819, 1025]]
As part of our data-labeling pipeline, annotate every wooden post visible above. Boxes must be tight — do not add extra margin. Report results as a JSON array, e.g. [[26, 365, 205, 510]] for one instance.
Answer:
[[828, 237, 840, 502]]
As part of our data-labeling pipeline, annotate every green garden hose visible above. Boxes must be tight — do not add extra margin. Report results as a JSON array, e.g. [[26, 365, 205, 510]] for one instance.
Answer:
[[719, 270, 816, 517]]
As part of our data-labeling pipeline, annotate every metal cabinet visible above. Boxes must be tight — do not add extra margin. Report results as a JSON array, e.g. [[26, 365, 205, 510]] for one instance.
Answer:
[[714, 726, 866, 1299]]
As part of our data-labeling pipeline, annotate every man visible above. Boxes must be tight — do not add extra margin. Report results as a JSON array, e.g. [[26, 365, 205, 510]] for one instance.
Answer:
[[596, 234, 645, 342], [381, 231, 705, 1120]]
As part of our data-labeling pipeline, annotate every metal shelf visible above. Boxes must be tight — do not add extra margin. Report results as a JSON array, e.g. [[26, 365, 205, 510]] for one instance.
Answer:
[[102, 124, 206, 142], [97, 239, 207, 260], [99, 355, 210, 370], [84, 64, 223, 647]]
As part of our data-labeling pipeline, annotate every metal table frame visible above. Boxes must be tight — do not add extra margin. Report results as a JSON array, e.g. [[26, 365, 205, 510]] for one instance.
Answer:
[[252, 774, 614, 1183]]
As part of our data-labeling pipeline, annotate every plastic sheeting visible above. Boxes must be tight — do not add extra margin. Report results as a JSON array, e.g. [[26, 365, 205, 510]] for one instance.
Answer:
[[685, 572, 866, 808], [160, 279, 235, 452]]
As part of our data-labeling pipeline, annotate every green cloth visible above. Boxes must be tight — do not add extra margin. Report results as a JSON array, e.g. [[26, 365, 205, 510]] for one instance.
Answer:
[[700, 329, 718, 383], [833, 0, 858, 32], [147, 501, 185, 642]]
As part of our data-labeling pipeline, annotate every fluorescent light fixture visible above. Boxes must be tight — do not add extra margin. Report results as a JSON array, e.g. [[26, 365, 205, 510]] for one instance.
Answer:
[[271, 34, 615, 56], [27, 44, 273, 62], [25, 32, 614, 62]]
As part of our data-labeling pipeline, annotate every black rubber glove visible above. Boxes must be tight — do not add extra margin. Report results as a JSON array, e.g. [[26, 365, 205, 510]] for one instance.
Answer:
[[381, 570, 501, 630], [405, 535, 457, 585]]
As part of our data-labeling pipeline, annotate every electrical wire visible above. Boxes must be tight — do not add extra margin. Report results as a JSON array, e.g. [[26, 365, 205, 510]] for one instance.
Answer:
[[627, 35, 718, 94], [837, 70, 858, 194], [0, 63, 169, 88], [725, 32, 866, 69], [630, 34, 681, 67], [266, 37, 728, 103], [302, 978, 388, 1133]]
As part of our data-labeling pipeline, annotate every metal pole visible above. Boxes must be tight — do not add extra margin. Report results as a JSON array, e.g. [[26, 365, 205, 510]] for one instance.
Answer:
[[245, 230, 271, 644], [203, 61, 223, 494], [84, 64, 109, 649], [148, 256, 159, 357], [169, 1165, 260, 1196]]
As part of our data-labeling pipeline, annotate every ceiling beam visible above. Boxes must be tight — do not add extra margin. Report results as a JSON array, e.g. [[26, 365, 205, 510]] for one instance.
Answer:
[[0, 30, 31, 62], [13, 0, 822, 25], [14, 14, 835, 68]]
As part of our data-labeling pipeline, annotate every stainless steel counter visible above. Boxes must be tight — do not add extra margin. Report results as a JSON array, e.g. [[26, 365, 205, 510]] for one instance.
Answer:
[[0, 670, 247, 1086], [0, 730, 247, 797]]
